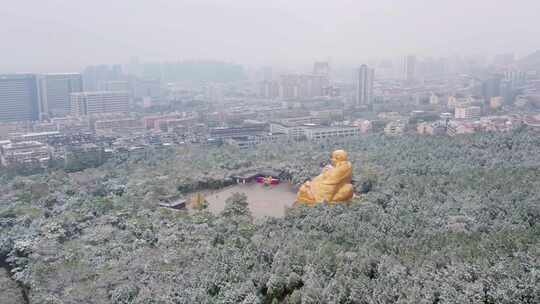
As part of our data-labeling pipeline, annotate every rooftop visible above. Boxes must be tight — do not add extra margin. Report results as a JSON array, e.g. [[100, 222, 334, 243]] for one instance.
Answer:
[[2, 141, 47, 149], [70, 91, 129, 96], [19, 131, 61, 137]]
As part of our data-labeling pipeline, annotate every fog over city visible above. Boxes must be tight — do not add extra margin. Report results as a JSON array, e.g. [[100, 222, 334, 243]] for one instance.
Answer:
[[2, 0, 540, 71], [3, 1, 540, 303]]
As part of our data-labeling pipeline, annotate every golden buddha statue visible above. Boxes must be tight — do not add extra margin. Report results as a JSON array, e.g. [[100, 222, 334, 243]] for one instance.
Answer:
[[296, 150, 354, 205], [189, 193, 207, 210]]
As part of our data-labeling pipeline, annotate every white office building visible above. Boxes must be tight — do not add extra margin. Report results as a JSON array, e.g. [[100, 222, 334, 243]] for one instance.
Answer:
[[70, 91, 129, 116]]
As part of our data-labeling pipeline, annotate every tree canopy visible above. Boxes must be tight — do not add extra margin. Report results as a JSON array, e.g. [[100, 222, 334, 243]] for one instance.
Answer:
[[0, 130, 539, 303]]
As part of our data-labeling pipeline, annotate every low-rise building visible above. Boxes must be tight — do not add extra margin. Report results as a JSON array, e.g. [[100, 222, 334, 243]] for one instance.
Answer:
[[447, 121, 479, 136], [378, 112, 404, 121], [144, 114, 182, 129], [417, 122, 429, 135], [32, 122, 59, 133], [455, 106, 481, 120], [143, 113, 198, 130], [303, 125, 360, 140], [515, 96, 529, 108], [0, 122, 32, 140], [209, 123, 268, 139], [277, 116, 323, 126], [156, 117, 197, 132], [384, 121, 406, 136], [524, 114, 540, 130], [270, 122, 307, 139], [64, 143, 106, 169], [352, 119, 372, 134], [0, 140, 10, 149], [94, 118, 144, 135], [479, 116, 517, 132], [417, 121, 447, 135], [440, 112, 453, 120], [309, 109, 344, 121], [430, 92, 444, 105], [447, 95, 474, 109], [0, 141, 51, 166], [490, 96, 504, 109], [52, 117, 91, 134], [226, 133, 287, 149], [10, 131, 62, 143]]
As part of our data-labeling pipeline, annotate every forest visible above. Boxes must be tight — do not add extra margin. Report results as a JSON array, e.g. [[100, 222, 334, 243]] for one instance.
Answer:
[[0, 130, 539, 303]]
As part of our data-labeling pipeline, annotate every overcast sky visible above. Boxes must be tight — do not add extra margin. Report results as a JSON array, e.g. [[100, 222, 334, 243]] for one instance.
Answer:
[[1, 0, 540, 72]]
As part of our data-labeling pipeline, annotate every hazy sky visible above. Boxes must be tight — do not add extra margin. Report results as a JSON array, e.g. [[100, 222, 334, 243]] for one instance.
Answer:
[[1, 0, 540, 72]]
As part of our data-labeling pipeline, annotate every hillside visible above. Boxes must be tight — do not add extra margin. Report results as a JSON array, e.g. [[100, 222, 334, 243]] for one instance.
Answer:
[[1, 131, 539, 303]]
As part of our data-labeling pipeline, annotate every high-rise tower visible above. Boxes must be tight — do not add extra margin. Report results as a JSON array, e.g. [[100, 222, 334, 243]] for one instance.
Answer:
[[39, 73, 83, 118], [355, 65, 374, 108], [0, 74, 40, 122], [402, 55, 417, 83]]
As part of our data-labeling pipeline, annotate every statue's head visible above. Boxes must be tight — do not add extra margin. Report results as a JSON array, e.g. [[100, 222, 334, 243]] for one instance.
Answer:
[[331, 150, 348, 166]]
